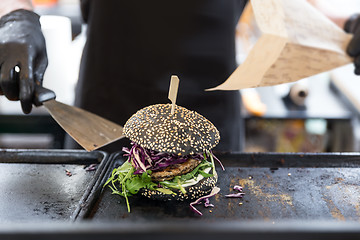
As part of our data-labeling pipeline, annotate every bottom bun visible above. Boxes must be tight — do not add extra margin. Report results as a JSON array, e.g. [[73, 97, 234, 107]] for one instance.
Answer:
[[138, 176, 217, 201]]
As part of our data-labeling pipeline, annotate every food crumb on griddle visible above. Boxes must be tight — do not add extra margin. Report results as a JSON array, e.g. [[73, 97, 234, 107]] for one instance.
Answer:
[[65, 169, 72, 177]]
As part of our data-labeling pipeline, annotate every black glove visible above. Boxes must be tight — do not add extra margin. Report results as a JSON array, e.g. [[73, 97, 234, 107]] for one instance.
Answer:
[[0, 9, 48, 114], [345, 13, 360, 75]]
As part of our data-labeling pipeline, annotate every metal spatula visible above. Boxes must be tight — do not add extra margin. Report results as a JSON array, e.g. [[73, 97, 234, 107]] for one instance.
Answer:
[[34, 85, 124, 151]]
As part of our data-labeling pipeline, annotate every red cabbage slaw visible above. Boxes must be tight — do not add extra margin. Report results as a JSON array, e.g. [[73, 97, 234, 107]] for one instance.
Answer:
[[190, 187, 220, 216], [190, 185, 245, 216], [225, 185, 245, 198], [123, 142, 223, 174]]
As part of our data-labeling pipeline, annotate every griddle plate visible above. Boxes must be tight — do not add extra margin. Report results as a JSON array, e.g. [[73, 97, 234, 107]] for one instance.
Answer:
[[0, 149, 108, 223], [89, 152, 360, 222]]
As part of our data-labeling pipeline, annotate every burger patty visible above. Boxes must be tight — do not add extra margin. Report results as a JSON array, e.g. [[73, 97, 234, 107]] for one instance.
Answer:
[[151, 158, 201, 182]]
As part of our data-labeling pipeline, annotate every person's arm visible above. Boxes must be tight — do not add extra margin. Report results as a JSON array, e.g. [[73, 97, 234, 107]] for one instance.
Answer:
[[0, 0, 33, 17], [0, 0, 48, 114]]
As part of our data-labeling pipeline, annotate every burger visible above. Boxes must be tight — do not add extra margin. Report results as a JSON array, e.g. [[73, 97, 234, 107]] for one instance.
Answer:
[[105, 103, 222, 212]]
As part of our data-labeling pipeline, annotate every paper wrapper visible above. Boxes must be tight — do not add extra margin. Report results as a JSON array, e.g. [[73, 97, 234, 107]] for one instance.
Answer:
[[207, 0, 353, 91]]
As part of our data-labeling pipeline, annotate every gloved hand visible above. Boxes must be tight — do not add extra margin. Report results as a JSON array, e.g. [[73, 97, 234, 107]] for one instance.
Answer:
[[0, 9, 48, 114], [345, 13, 360, 75]]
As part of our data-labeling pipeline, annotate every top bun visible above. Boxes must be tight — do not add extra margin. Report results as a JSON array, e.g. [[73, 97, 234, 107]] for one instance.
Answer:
[[123, 104, 220, 155]]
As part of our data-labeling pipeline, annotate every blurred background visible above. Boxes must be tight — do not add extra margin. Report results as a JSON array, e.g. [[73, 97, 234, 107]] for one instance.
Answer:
[[1, 0, 360, 153]]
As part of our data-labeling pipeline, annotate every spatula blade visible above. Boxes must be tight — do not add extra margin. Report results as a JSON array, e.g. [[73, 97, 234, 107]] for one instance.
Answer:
[[43, 99, 124, 151]]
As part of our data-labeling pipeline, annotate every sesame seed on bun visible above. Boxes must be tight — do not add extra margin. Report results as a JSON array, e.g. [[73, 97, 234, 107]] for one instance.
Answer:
[[123, 104, 220, 156]]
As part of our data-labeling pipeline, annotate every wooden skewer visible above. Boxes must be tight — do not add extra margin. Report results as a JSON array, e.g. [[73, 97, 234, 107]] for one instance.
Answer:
[[168, 75, 180, 115]]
